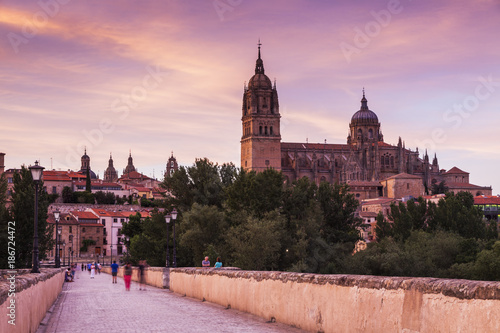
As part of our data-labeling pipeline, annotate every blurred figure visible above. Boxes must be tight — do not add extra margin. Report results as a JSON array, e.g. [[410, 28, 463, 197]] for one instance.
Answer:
[[138, 260, 148, 290], [90, 262, 96, 279], [214, 257, 222, 268], [202, 256, 210, 267], [111, 260, 119, 284], [124, 262, 132, 291]]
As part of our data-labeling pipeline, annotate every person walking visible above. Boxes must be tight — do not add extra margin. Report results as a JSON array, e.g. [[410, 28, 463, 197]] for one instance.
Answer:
[[138, 260, 148, 290], [123, 262, 132, 291], [111, 260, 119, 284], [90, 262, 96, 279], [81, 263, 84, 271]]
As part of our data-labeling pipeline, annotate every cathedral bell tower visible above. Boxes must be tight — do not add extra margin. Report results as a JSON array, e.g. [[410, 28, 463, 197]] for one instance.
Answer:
[[240, 42, 281, 172]]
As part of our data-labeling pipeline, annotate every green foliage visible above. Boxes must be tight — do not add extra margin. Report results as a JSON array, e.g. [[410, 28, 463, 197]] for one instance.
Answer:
[[94, 191, 116, 204], [7, 167, 52, 267], [387, 197, 430, 241], [226, 210, 285, 271], [85, 167, 91, 192], [431, 181, 449, 195], [62, 186, 74, 203], [80, 239, 96, 252]]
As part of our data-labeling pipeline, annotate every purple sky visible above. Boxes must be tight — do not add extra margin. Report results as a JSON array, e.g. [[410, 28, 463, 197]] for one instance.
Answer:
[[1, 0, 499, 193]]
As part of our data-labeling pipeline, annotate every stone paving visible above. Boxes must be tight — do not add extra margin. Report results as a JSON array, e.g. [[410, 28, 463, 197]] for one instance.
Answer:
[[37, 268, 305, 333]]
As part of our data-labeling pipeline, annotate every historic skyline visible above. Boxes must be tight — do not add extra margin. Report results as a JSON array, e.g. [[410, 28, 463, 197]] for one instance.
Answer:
[[1, 0, 499, 193]]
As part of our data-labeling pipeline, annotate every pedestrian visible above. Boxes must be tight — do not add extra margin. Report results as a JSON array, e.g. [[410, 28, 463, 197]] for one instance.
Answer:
[[214, 257, 222, 268], [97, 262, 101, 274], [87, 262, 91, 273], [110, 260, 119, 284], [81, 263, 84, 271], [202, 256, 210, 267], [65, 268, 73, 282], [90, 262, 96, 279], [71, 263, 76, 280], [138, 260, 148, 290], [124, 262, 132, 291]]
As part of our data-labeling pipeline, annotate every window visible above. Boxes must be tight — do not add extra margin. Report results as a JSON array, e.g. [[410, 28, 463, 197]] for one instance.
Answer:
[[82, 227, 86, 233], [102, 219, 105, 224], [52, 186, 57, 194], [97, 228, 100, 233], [113, 218, 117, 223], [69, 235, 73, 242], [171, 161, 174, 167], [270, 126, 273, 135], [368, 129, 373, 139], [69, 226, 72, 233], [407, 183, 410, 189], [259, 126, 263, 135], [7, 177, 13, 183], [120, 219, 125, 223]]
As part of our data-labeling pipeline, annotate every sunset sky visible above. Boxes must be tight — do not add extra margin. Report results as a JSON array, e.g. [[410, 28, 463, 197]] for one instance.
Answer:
[[1, 0, 499, 193]]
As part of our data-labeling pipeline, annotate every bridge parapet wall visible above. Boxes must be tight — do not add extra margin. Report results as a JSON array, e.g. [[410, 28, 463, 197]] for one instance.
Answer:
[[0, 268, 65, 333], [169, 268, 500, 333]]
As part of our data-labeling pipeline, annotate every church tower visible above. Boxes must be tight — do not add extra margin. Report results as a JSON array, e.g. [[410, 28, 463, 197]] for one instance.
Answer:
[[123, 151, 136, 175], [165, 152, 178, 178], [241, 42, 281, 171], [104, 153, 118, 182]]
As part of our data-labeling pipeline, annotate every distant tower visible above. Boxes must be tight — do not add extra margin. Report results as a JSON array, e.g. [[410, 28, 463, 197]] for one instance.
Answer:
[[165, 152, 178, 178], [78, 148, 97, 179], [123, 151, 136, 174], [240, 41, 281, 171], [104, 153, 118, 182]]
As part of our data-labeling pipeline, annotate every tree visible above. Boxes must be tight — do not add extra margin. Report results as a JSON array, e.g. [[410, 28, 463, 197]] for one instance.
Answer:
[[9, 166, 53, 267], [429, 192, 486, 239], [374, 211, 392, 241], [226, 210, 285, 271], [62, 186, 74, 203], [85, 167, 91, 192], [178, 204, 227, 266], [316, 182, 361, 244], [431, 181, 449, 195], [387, 197, 430, 241]]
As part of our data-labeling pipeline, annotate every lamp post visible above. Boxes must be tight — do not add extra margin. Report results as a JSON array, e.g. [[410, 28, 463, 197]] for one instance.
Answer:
[[165, 214, 171, 267], [110, 244, 113, 266], [54, 210, 60, 268], [171, 208, 178, 267], [29, 161, 44, 273]]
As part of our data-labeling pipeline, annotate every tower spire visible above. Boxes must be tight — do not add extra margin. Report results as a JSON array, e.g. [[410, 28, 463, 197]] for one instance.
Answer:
[[255, 39, 265, 74]]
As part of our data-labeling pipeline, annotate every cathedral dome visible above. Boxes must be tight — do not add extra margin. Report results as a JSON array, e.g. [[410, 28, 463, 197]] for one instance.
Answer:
[[248, 73, 272, 90], [351, 93, 378, 125]]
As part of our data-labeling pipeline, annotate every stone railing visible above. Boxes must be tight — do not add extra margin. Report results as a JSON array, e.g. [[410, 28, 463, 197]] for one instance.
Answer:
[[0, 268, 65, 333], [101, 266, 169, 288], [169, 268, 500, 333]]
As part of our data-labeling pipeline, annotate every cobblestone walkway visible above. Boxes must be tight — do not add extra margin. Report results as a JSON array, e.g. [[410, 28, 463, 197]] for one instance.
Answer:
[[37, 269, 305, 333]]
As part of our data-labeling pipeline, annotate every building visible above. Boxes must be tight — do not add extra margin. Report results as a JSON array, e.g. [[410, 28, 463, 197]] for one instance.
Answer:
[[104, 153, 118, 182], [240, 45, 492, 198], [78, 148, 97, 179], [474, 195, 500, 222], [70, 210, 104, 258]]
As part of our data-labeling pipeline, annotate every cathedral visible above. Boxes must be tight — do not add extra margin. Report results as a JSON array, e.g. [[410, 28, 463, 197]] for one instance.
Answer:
[[241, 45, 492, 199]]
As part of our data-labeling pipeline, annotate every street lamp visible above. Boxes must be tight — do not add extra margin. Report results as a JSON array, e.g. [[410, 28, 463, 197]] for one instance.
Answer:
[[171, 208, 178, 267], [54, 210, 60, 268], [110, 244, 113, 266], [165, 214, 171, 267], [29, 161, 44, 273]]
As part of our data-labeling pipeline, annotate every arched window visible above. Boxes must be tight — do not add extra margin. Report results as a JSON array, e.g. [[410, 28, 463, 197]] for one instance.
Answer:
[[385, 156, 389, 166], [259, 126, 263, 135], [357, 129, 362, 138], [265, 126, 268, 135], [270, 126, 273, 135], [381, 156, 385, 166], [368, 129, 373, 139], [390, 156, 394, 167]]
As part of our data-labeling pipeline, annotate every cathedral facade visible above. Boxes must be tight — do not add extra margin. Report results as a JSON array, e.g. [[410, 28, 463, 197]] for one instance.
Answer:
[[241, 46, 492, 199]]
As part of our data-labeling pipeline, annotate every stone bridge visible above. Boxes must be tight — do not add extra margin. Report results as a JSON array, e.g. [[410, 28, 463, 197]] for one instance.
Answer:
[[1, 267, 499, 332]]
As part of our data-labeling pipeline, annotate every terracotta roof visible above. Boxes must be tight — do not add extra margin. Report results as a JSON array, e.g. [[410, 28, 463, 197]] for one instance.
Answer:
[[359, 211, 378, 218], [119, 171, 151, 180], [474, 196, 500, 205], [446, 182, 485, 189], [47, 213, 78, 224], [43, 171, 72, 181], [443, 167, 469, 175], [71, 211, 98, 220], [79, 223, 104, 227]]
